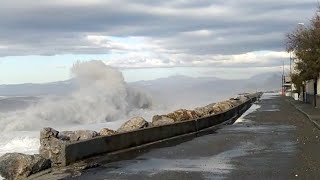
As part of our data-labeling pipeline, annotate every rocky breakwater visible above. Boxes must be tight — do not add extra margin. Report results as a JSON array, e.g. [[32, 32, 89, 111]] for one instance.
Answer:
[[0, 153, 51, 180], [0, 127, 117, 179], [151, 95, 249, 126], [39, 128, 100, 166], [0, 93, 260, 179]]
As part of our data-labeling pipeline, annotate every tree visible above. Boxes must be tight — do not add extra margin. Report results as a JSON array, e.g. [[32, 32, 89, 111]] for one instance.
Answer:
[[286, 9, 320, 106], [291, 72, 303, 96]]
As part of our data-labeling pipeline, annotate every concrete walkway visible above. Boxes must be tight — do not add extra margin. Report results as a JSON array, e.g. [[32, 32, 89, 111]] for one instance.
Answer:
[[33, 94, 320, 180], [67, 94, 320, 180], [287, 97, 320, 129]]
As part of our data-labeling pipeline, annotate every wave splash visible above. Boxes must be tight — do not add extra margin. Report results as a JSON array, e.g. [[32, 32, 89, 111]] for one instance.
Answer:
[[0, 60, 153, 132]]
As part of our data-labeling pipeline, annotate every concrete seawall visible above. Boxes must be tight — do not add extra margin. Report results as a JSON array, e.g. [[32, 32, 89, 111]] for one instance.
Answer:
[[59, 94, 260, 166]]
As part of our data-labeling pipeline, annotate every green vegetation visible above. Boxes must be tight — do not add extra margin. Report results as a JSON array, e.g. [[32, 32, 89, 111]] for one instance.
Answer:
[[286, 8, 320, 101], [291, 72, 303, 95]]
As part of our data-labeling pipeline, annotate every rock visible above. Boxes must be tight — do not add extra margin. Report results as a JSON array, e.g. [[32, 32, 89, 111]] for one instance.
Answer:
[[224, 100, 237, 107], [212, 101, 233, 113], [228, 99, 242, 106], [152, 115, 175, 126], [40, 127, 59, 139], [0, 153, 51, 180], [211, 106, 224, 113], [99, 128, 116, 136], [205, 103, 216, 108], [244, 94, 252, 98], [39, 127, 65, 166], [57, 131, 75, 141], [195, 103, 218, 117], [117, 117, 149, 133], [69, 130, 99, 141], [237, 96, 249, 103], [39, 128, 99, 166], [167, 109, 199, 122], [194, 107, 212, 117]]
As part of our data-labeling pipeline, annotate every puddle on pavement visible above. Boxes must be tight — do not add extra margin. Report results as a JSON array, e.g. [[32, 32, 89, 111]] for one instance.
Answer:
[[223, 123, 296, 134], [260, 93, 280, 100], [106, 142, 264, 179], [262, 109, 280, 112], [261, 104, 280, 112], [265, 141, 297, 153], [234, 104, 261, 124]]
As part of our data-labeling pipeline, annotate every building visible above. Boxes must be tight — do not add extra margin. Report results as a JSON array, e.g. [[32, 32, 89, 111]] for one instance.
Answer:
[[282, 76, 292, 96], [304, 77, 320, 107]]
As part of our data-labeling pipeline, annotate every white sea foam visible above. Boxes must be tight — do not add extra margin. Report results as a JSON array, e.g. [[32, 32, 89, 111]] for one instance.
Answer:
[[0, 61, 158, 170], [0, 60, 243, 174], [0, 61, 153, 132], [0, 136, 39, 157]]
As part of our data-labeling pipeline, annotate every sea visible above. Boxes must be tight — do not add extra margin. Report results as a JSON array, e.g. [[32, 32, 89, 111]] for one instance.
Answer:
[[0, 61, 247, 179]]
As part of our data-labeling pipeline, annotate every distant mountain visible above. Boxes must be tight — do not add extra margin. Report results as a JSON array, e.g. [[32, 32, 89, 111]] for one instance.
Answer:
[[132, 73, 281, 92], [0, 73, 281, 99], [0, 79, 76, 96], [246, 72, 282, 91], [131, 75, 221, 88], [130, 72, 281, 108]]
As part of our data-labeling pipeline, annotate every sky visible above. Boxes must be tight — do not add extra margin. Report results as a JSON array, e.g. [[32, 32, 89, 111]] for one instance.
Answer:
[[0, 0, 318, 84]]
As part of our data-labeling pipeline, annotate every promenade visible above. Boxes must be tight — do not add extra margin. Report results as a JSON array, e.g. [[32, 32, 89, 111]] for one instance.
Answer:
[[36, 94, 320, 180], [288, 97, 320, 130]]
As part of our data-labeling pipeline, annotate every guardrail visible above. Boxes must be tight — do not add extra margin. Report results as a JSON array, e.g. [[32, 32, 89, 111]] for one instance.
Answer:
[[59, 93, 261, 166]]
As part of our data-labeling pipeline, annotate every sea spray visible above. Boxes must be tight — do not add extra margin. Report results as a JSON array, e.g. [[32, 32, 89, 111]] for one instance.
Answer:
[[0, 60, 152, 132]]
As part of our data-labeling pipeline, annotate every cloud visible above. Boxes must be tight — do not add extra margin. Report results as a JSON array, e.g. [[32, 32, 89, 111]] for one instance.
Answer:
[[0, 0, 317, 67], [104, 50, 290, 68]]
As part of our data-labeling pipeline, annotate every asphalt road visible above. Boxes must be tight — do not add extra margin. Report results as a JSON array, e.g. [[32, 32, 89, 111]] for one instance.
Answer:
[[70, 94, 320, 180]]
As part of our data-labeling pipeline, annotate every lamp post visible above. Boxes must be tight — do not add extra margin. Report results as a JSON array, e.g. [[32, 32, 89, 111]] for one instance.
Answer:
[[296, 22, 305, 100], [282, 60, 285, 95], [289, 51, 292, 97]]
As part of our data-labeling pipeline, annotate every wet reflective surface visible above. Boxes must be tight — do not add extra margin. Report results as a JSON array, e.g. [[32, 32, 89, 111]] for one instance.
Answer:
[[68, 94, 320, 180]]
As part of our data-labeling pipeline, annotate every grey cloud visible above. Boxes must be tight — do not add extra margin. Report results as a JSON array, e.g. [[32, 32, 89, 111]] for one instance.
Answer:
[[0, 0, 317, 57]]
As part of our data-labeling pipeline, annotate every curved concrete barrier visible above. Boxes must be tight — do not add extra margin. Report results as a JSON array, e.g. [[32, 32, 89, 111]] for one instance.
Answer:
[[58, 93, 261, 166]]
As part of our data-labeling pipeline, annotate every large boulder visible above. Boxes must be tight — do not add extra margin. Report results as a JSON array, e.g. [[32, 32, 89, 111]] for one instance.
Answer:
[[228, 99, 242, 106], [195, 103, 218, 117], [237, 96, 249, 103], [69, 130, 99, 141], [39, 128, 100, 166], [224, 100, 237, 107], [212, 101, 233, 113], [152, 115, 175, 126], [58, 130, 99, 142], [167, 109, 199, 122], [39, 127, 65, 166], [117, 117, 149, 133], [40, 127, 59, 139], [99, 128, 116, 136], [57, 131, 74, 141], [194, 106, 212, 117], [0, 153, 51, 180], [40, 128, 100, 166]]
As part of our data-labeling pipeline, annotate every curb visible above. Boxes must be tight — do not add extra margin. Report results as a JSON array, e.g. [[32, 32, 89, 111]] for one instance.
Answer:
[[287, 99, 320, 130]]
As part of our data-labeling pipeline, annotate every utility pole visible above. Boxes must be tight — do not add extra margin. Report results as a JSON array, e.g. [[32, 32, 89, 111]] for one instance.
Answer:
[[282, 60, 285, 95], [290, 52, 292, 97], [289, 52, 292, 75]]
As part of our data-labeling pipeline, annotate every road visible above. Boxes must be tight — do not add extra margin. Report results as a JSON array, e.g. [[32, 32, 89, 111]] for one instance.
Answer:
[[70, 94, 320, 180]]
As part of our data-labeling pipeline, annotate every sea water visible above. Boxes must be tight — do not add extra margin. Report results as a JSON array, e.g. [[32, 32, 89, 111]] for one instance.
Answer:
[[0, 61, 244, 180]]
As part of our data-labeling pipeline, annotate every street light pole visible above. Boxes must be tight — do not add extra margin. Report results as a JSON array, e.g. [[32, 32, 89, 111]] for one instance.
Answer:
[[289, 52, 292, 75], [290, 51, 292, 97], [282, 60, 285, 95]]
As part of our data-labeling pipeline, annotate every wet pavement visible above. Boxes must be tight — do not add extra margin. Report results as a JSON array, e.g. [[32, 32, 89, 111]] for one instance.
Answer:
[[69, 94, 320, 180], [288, 97, 320, 129]]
